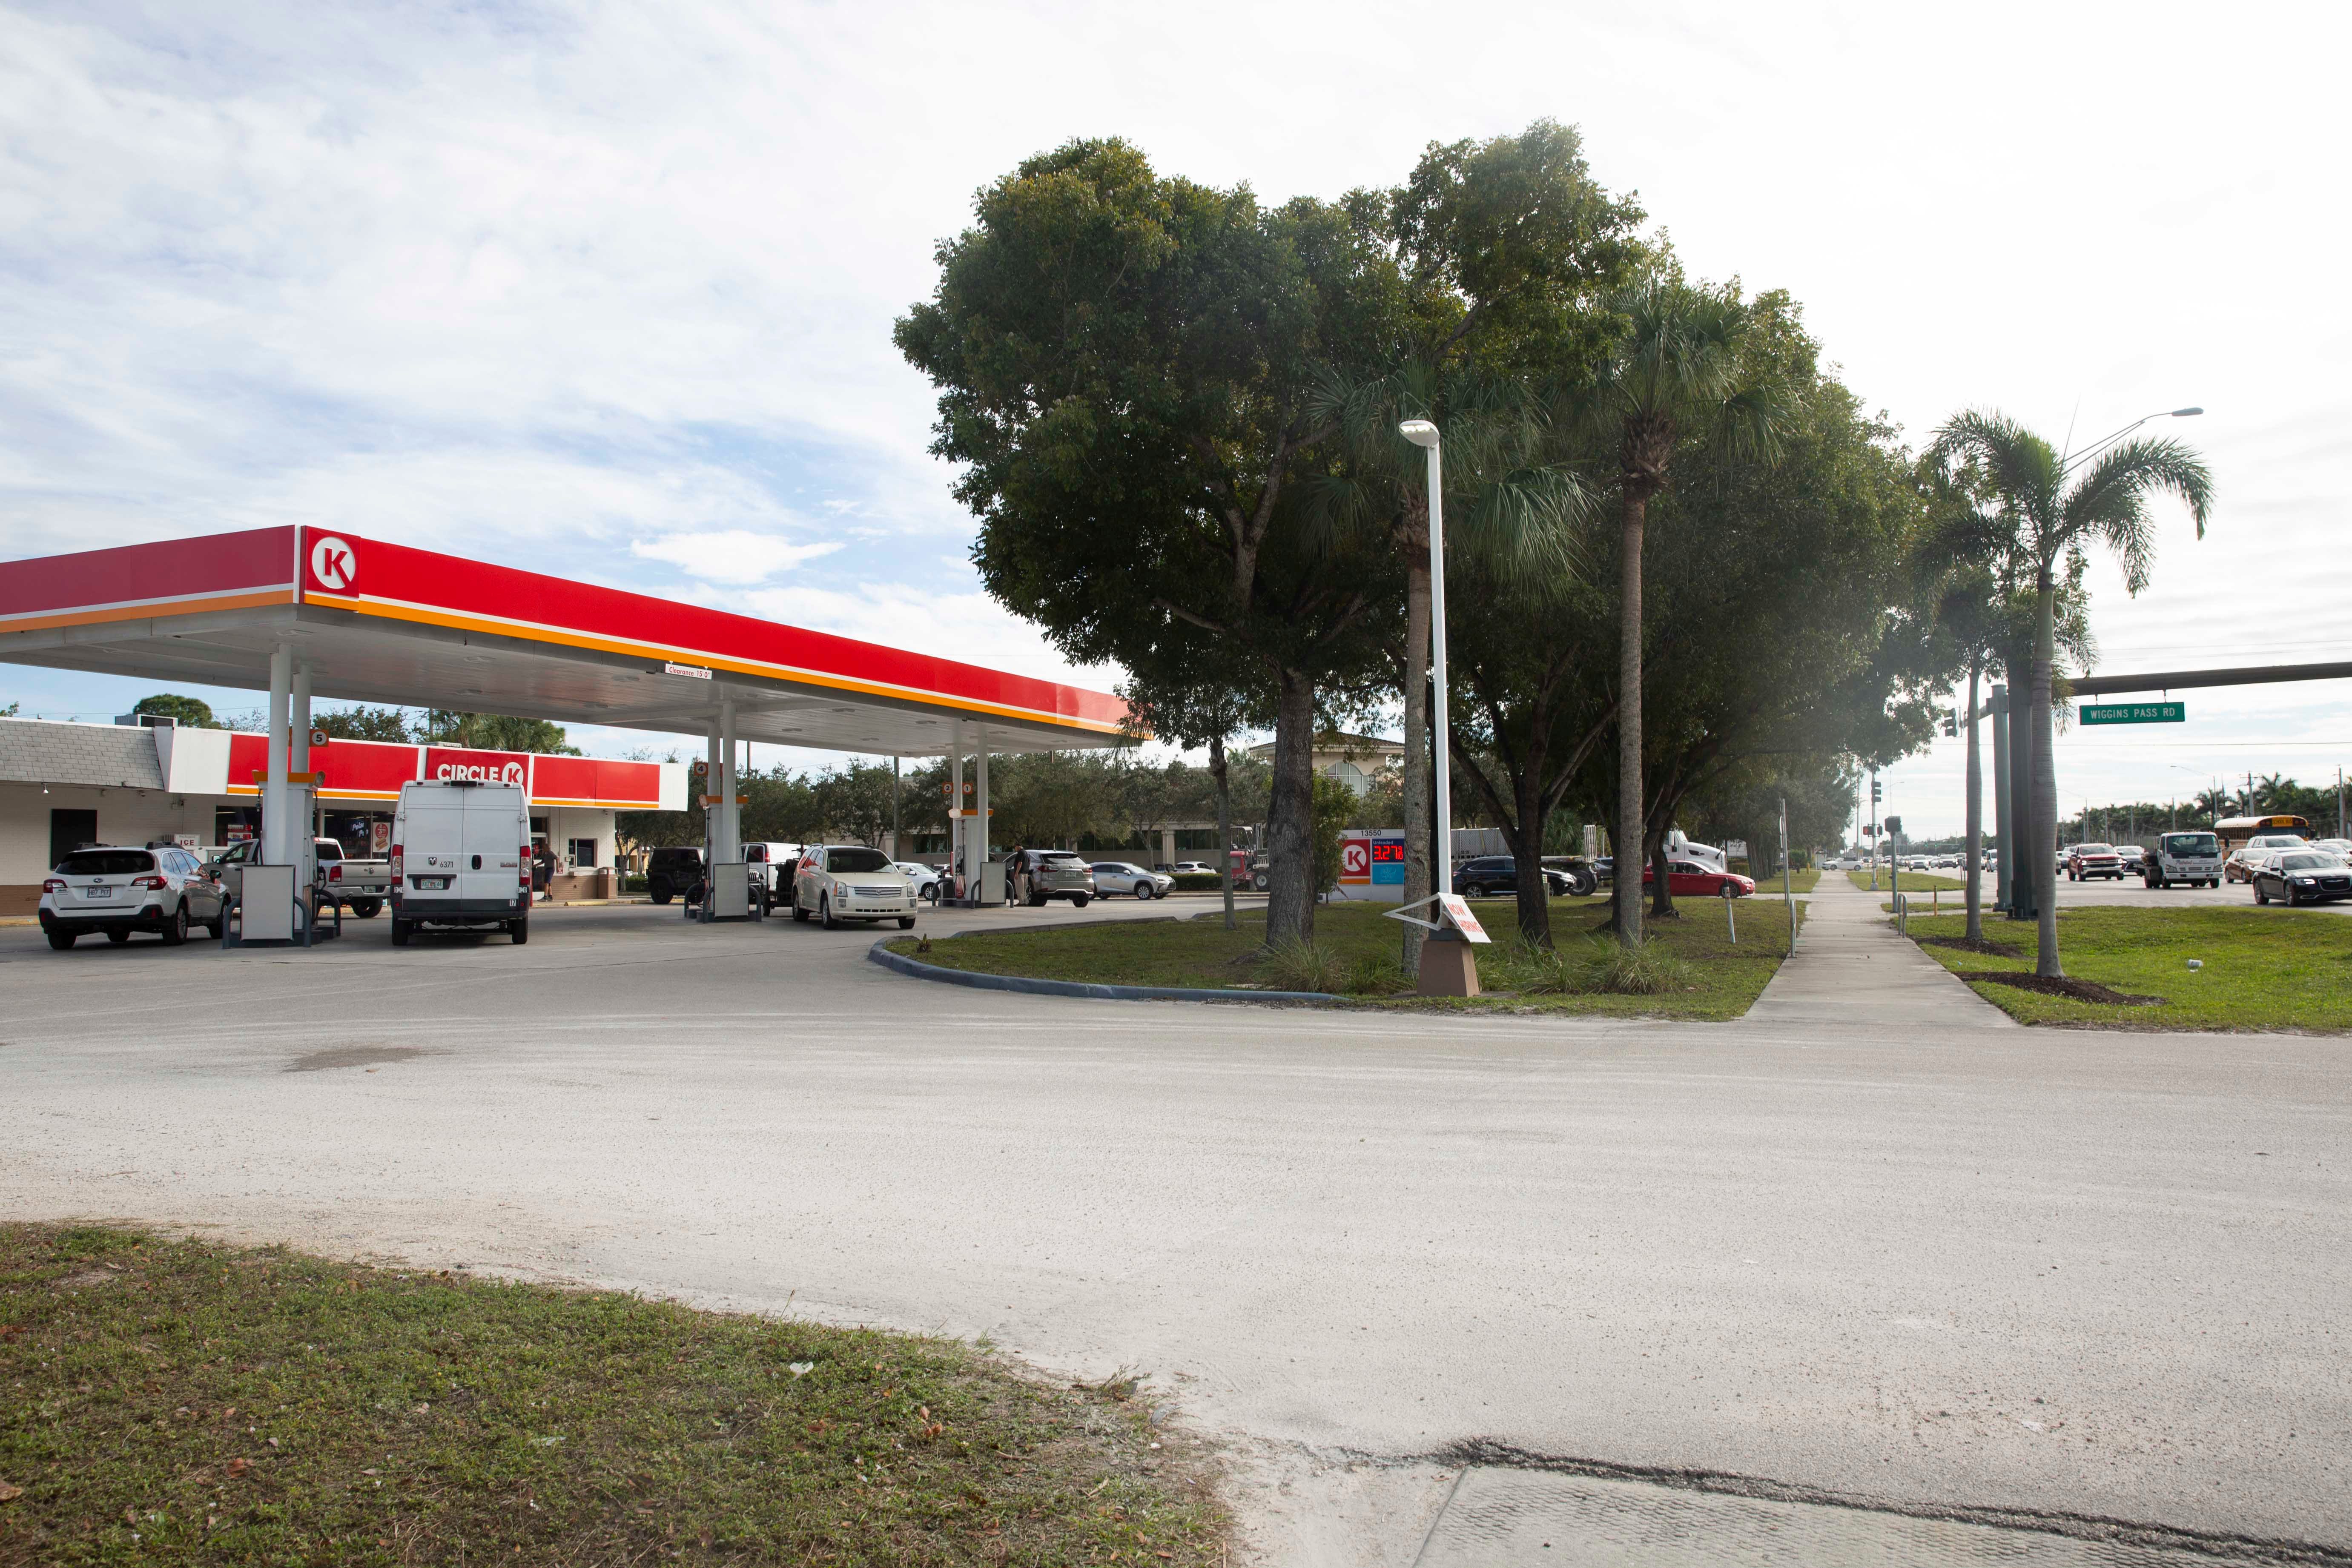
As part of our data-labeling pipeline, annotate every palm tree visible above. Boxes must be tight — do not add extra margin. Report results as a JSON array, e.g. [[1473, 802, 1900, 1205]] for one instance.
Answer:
[[1580, 278, 1791, 943], [1931, 413, 2212, 977], [1307, 363, 1590, 963]]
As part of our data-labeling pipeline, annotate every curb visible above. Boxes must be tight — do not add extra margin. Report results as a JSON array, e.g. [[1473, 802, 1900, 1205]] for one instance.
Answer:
[[865, 939, 1340, 1005]]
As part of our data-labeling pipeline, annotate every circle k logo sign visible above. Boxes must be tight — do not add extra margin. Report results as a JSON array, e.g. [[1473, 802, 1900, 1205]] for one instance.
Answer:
[[309, 534, 357, 593]]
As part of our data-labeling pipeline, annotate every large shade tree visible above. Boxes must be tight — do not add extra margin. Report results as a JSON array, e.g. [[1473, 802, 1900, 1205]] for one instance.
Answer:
[[896, 138, 1407, 947], [1930, 413, 2212, 976]]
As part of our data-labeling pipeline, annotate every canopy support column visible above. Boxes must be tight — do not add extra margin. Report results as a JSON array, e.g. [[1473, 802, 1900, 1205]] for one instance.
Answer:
[[262, 645, 292, 866], [974, 732, 992, 904]]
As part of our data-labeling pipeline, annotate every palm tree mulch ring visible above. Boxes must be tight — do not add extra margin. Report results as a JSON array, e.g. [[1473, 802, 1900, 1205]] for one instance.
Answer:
[[1955, 971, 2164, 1006], [1920, 934, 2025, 958]]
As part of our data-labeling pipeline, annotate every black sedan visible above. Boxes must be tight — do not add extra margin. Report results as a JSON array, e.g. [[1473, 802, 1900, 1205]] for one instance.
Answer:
[[2252, 851, 2352, 907]]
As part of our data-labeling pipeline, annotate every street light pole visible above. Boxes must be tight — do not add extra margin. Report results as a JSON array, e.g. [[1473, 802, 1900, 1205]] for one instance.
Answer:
[[1400, 419, 1450, 886], [2059, 407, 2202, 476]]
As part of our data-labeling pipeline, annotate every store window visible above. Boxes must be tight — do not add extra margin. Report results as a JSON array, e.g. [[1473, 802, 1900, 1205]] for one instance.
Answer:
[[568, 838, 599, 868]]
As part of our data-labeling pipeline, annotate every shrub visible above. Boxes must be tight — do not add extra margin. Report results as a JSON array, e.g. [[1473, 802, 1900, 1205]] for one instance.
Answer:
[[1583, 939, 1697, 995], [1342, 952, 1415, 996], [1259, 938, 1348, 994], [1492, 942, 1594, 995]]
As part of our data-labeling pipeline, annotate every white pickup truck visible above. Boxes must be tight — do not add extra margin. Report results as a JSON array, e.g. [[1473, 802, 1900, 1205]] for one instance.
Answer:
[[209, 837, 393, 917]]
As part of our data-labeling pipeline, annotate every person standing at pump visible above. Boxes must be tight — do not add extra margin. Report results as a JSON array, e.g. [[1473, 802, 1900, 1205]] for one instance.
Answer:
[[1005, 845, 1025, 906]]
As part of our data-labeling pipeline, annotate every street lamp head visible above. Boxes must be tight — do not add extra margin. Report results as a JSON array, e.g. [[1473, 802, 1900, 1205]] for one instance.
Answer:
[[2170, 407, 2203, 418], [1398, 419, 1440, 448]]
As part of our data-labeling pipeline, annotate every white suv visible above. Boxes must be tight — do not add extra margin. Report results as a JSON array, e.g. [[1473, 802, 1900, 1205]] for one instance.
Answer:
[[40, 844, 222, 949], [793, 845, 918, 929]]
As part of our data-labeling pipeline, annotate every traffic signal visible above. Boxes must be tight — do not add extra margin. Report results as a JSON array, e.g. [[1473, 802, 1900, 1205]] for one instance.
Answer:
[[1870, 778, 1882, 802], [1941, 710, 1958, 737]]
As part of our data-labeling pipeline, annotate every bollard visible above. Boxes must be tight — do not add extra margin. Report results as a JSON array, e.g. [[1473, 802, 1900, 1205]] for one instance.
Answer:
[[1721, 882, 1737, 944]]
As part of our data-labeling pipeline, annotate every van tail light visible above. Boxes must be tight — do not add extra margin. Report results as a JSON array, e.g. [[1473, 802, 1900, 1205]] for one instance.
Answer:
[[389, 845, 403, 877], [520, 848, 532, 887], [133, 874, 167, 890]]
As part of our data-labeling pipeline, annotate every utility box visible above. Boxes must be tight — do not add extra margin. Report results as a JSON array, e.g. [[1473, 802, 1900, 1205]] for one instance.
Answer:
[[706, 860, 751, 920], [979, 860, 1006, 905]]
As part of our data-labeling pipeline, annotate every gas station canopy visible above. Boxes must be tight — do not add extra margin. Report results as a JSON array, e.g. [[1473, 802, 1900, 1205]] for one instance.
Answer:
[[0, 525, 1128, 756]]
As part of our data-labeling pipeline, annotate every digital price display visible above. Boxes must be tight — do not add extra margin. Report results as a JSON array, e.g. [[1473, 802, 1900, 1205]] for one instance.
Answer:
[[1370, 841, 1404, 864]]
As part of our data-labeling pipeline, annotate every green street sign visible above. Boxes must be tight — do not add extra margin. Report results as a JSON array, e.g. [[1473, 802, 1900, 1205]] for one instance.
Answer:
[[2081, 701, 2185, 725]]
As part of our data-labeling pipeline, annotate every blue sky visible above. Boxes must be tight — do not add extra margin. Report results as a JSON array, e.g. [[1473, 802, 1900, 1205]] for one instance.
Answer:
[[5, 0, 2349, 834]]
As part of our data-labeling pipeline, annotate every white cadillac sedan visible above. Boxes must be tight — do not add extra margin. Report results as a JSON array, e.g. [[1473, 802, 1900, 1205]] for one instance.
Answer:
[[793, 845, 918, 929]]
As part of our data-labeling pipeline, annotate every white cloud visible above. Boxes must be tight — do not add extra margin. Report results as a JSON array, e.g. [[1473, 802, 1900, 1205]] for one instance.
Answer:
[[6, 0, 2352, 822], [631, 530, 841, 584]]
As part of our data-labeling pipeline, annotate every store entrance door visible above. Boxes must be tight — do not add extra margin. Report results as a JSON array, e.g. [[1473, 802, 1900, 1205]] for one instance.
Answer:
[[49, 808, 97, 869]]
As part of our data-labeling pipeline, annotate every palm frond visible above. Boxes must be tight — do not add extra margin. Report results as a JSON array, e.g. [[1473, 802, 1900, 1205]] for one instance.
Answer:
[[2059, 435, 2214, 595]]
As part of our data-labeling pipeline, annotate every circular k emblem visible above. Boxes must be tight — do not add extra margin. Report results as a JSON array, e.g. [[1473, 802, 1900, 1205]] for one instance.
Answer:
[[309, 535, 356, 593]]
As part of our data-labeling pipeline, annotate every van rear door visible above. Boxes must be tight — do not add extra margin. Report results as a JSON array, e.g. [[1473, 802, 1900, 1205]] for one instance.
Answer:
[[461, 789, 523, 906], [403, 794, 466, 898]]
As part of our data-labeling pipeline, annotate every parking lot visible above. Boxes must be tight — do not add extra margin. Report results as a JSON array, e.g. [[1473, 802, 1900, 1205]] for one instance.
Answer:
[[6, 876, 2349, 1562]]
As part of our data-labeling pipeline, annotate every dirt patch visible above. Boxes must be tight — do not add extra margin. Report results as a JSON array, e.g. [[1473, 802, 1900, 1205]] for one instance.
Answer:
[[1954, 971, 2165, 1006], [1919, 934, 2025, 958], [283, 1045, 446, 1074]]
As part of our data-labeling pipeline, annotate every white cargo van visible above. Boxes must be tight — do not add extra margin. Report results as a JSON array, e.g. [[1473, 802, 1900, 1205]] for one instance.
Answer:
[[389, 780, 532, 946]]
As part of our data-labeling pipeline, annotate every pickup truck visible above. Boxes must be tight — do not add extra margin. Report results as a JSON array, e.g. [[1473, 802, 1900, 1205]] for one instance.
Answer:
[[208, 837, 393, 917]]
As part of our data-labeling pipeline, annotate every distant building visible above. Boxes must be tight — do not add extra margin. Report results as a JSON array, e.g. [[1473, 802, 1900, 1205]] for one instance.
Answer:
[[1246, 730, 1405, 798]]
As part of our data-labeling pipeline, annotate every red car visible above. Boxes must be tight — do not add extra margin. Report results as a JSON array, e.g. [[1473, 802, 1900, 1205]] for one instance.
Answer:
[[1642, 858, 1757, 897]]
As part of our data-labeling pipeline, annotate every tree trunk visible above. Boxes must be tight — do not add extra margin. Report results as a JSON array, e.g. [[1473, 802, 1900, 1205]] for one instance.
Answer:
[[1210, 733, 1236, 932], [1265, 667, 1317, 947], [1613, 491, 1647, 946], [1509, 754, 1551, 949], [1649, 829, 1673, 918], [1964, 656, 1984, 942], [2031, 580, 2063, 977], [2006, 642, 2035, 923], [1400, 559, 1432, 970]]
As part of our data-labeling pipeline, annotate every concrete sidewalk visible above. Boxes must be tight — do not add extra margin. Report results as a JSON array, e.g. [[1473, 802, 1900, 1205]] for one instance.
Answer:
[[1745, 874, 2015, 1030]]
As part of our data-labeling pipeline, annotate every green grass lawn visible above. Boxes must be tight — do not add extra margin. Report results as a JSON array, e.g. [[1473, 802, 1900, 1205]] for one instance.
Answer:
[[1903, 905, 2352, 1030], [896, 894, 1805, 1020], [0, 1225, 1223, 1566], [1847, 869, 1966, 893], [1760, 866, 1820, 894]]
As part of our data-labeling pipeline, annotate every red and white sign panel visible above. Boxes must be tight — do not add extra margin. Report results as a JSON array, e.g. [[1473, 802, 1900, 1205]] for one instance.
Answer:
[[214, 732, 667, 807], [424, 746, 528, 787], [1436, 892, 1491, 943]]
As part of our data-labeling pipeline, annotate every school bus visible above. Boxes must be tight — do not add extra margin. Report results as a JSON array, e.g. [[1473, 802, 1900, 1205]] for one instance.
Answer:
[[2213, 814, 2313, 852]]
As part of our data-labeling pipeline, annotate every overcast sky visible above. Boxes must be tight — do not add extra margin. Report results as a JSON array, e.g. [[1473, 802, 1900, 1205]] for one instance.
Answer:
[[4, 0, 2346, 837]]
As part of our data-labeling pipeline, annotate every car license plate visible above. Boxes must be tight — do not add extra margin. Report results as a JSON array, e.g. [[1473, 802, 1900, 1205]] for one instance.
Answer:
[[415, 877, 450, 890], [83, 887, 112, 900]]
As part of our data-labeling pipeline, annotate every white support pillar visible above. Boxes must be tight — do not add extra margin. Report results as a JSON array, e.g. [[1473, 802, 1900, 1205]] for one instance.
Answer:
[[716, 696, 739, 863], [949, 730, 965, 895], [1160, 826, 1177, 869], [704, 725, 723, 855], [291, 663, 313, 775], [291, 662, 317, 845], [263, 644, 292, 866], [973, 731, 992, 902]]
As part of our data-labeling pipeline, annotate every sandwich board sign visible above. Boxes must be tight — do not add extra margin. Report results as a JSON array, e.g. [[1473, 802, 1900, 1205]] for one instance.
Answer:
[[1434, 893, 1490, 943]]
